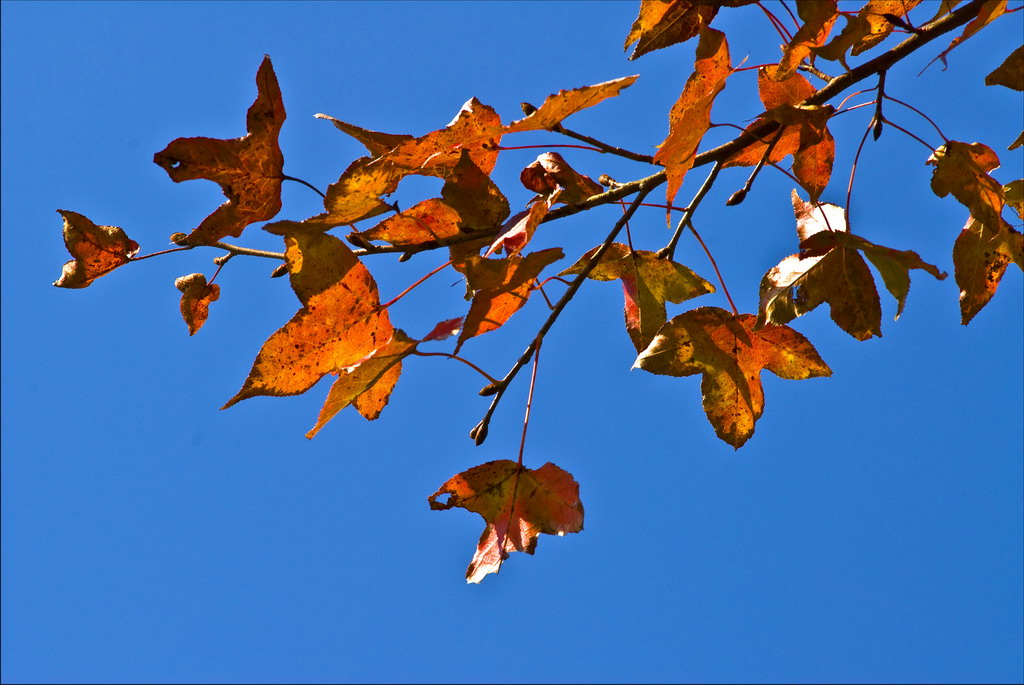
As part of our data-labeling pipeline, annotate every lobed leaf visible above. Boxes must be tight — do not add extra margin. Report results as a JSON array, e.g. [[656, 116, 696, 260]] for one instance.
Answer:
[[53, 210, 139, 289], [350, 198, 462, 249], [814, 0, 922, 67]]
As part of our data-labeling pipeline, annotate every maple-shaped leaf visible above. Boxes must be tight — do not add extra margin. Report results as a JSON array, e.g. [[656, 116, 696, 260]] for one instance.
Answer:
[[153, 56, 285, 245], [520, 152, 604, 205], [654, 27, 732, 203], [623, 1, 755, 59], [812, 0, 921, 67], [53, 210, 139, 289], [985, 45, 1024, 91], [313, 112, 414, 157], [560, 243, 714, 351], [174, 273, 220, 336], [757, 192, 946, 340], [953, 216, 1023, 324], [634, 306, 831, 448], [441, 151, 511, 232], [223, 224, 392, 408], [428, 460, 584, 583], [927, 141, 1006, 231], [384, 97, 502, 176], [349, 198, 462, 249], [454, 248, 564, 352], [773, 0, 838, 81], [505, 76, 638, 133], [308, 156, 403, 230]]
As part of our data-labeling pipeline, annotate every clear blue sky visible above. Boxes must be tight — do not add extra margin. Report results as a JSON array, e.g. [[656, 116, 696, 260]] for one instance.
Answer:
[[2, 1, 1022, 683]]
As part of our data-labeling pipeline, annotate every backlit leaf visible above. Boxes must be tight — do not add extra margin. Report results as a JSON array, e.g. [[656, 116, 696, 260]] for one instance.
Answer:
[[385, 97, 502, 176], [350, 198, 462, 249], [428, 460, 584, 583], [153, 56, 285, 245], [928, 0, 1007, 71], [985, 45, 1024, 91], [634, 306, 831, 448], [314, 112, 414, 157], [520, 152, 604, 205], [505, 76, 638, 133], [174, 273, 220, 336], [441, 151, 510, 231], [623, 1, 753, 59], [927, 141, 1006, 231], [53, 210, 139, 289], [953, 216, 1023, 324], [774, 0, 838, 81], [814, 0, 922, 66]]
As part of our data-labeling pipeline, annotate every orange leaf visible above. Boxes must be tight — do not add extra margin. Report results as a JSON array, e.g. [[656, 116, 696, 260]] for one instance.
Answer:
[[774, 0, 838, 81], [350, 198, 462, 249], [520, 152, 604, 205], [623, 1, 754, 59], [485, 198, 552, 257], [313, 112, 414, 157], [153, 56, 285, 245], [654, 27, 732, 203], [174, 273, 221, 336], [927, 141, 1006, 231], [722, 67, 814, 168], [384, 97, 502, 176], [53, 210, 139, 289], [928, 0, 1008, 71], [953, 216, 1023, 324], [505, 76, 638, 133], [560, 243, 714, 351], [815, 1, 923, 66], [634, 306, 831, 448], [985, 45, 1024, 91], [223, 224, 392, 408], [454, 248, 564, 352], [440, 151, 510, 233], [428, 460, 584, 584]]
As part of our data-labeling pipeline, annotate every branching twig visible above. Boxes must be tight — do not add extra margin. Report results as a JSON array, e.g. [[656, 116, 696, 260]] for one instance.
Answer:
[[656, 161, 723, 261], [549, 124, 656, 164]]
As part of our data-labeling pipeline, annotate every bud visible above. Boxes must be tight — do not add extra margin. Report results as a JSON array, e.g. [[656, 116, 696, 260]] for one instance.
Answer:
[[726, 188, 748, 206]]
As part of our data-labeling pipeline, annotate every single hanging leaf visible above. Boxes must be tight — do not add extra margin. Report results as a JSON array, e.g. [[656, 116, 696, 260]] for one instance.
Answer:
[[350, 198, 463, 249], [560, 243, 714, 351], [773, 0, 838, 81], [520, 152, 604, 205], [654, 27, 731, 203], [313, 113, 414, 157], [504, 76, 638, 133], [223, 224, 393, 408], [53, 210, 139, 289], [985, 45, 1024, 91], [634, 306, 831, 448], [953, 217, 1024, 324], [454, 248, 564, 352], [927, 141, 1006, 231], [428, 460, 584, 584], [174, 273, 220, 335], [153, 56, 286, 245], [313, 156, 403, 229], [441, 151, 510, 232]]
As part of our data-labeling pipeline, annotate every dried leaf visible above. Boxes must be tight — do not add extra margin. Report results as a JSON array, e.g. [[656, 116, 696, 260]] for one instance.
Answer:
[[634, 306, 831, 448], [927, 141, 1006, 231], [814, 0, 922, 66], [723, 67, 815, 168], [1004, 179, 1024, 220], [654, 27, 732, 203], [505, 76, 639, 133], [153, 56, 285, 245], [174, 273, 221, 336], [520, 152, 604, 205], [223, 225, 392, 408], [774, 0, 838, 81], [928, 0, 1007, 70], [53, 210, 139, 289], [486, 199, 553, 257], [384, 97, 502, 176], [313, 113, 414, 157], [953, 217, 1023, 324], [429, 460, 584, 584], [623, 1, 753, 59], [560, 243, 714, 351], [351, 198, 462, 248], [985, 45, 1024, 91], [441, 151, 510, 231]]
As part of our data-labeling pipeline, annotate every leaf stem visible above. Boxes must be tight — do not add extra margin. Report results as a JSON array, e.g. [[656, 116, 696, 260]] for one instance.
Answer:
[[549, 124, 656, 164], [689, 220, 739, 316], [882, 118, 937, 151], [280, 174, 327, 199], [493, 143, 604, 154], [517, 338, 542, 467], [380, 259, 453, 309], [657, 161, 723, 261], [412, 350, 499, 386], [882, 94, 950, 143], [130, 245, 194, 262]]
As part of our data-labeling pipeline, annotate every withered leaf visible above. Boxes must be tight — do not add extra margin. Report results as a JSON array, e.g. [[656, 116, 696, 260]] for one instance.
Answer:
[[623, 1, 754, 59], [927, 141, 1006, 231], [174, 273, 220, 336], [454, 248, 564, 352], [223, 225, 392, 408], [634, 306, 831, 448], [53, 210, 139, 289], [774, 0, 838, 81], [985, 45, 1024, 91], [350, 198, 462, 249], [313, 112, 414, 157], [1004, 179, 1024, 220], [560, 243, 714, 351], [486, 197, 554, 258], [428, 460, 583, 584], [928, 0, 1007, 71], [953, 216, 1023, 324], [384, 97, 502, 176], [813, 0, 921, 66], [505, 76, 638, 134], [441, 151, 510, 231], [654, 27, 731, 203], [154, 56, 285, 245], [520, 152, 604, 205]]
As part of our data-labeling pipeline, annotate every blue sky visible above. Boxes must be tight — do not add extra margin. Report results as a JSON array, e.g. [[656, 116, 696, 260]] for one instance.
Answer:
[[2, 1, 1022, 683]]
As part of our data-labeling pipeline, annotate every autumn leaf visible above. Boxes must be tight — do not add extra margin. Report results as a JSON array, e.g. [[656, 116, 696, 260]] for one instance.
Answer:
[[428, 460, 584, 583], [384, 97, 502, 176], [174, 273, 220, 336], [505, 76, 638, 133], [314, 156, 403, 229], [634, 306, 831, 448], [485, 200, 552, 258], [654, 27, 731, 203], [813, 0, 921, 67], [757, 192, 946, 340], [349, 198, 462, 249], [773, 0, 838, 81], [953, 216, 1023, 324], [560, 243, 714, 351], [223, 224, 392, 408], [314, 112, 414, 157], [1004, 179, 1024, 220], [440, 151, 510, 231], [623, 1, 754, 59], [454, 248, 564, 352], [520, 152, 604, 205], [153, 56, 285, 245], [927, 0, 1008, 71], [985, 45, 1024, 91], [53, 210, 139, 289], [927, 141, 1006, 231]]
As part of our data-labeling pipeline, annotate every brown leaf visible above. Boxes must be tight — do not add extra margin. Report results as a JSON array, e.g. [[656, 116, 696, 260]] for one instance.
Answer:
[[953, 216, 1023, 324], [623, 1, 753, 59], [520, 152, 604, 205], [774, 0, 838, 81], [560, 243, 714, 351], [313, 113, 414, 157], [928, 0, 1007, 71], [505, 76, 639, 133], [1004, 179, 1024, 220], [350, 198, 462, 249], [154, 56, 285, 245], [384, 97, 502, 176], [654, 27, 732, 203], [927, 141, 1006, 231], [441, 151, 510, 231], [634, 306, 831, 448], [316, 156, 403, 229], [53, 210, 139, 289], [223, 225, 392, 408], [814, 0, 922, 66], [722, 67, 815, 168], [454, 248, 564, 352], [985, 45, 1024, 91], [428, 460, 584, 583], [174, 273, 221, 336]]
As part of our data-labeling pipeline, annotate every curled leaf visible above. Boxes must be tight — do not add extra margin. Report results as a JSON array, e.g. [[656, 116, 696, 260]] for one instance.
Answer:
[[53, 210, 139, 289], [174, 273, 221, 336], [953, 217, 1023, 324], [927, 141, 1006, 231], [520, 152, 603, 205]]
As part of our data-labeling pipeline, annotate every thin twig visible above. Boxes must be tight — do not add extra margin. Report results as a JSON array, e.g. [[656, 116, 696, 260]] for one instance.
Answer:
[[883, 94, 950, 143], [380, 259, 452, 309], [656, 161, 723, 261], [517, 338, 542, 467]]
